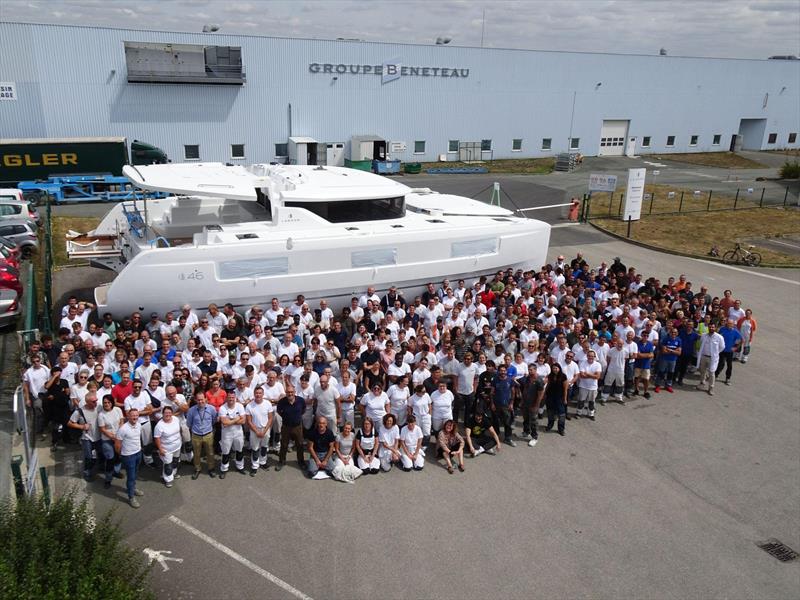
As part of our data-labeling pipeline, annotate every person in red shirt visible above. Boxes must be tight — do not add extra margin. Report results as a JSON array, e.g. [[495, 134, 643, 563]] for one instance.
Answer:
[[112, 371, 133, 409], [477, 285, 495, 311], [205, 378, 227, 410]]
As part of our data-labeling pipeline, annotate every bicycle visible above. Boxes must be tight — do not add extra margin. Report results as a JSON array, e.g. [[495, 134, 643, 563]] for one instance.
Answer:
[[722, 243, 762, 267]]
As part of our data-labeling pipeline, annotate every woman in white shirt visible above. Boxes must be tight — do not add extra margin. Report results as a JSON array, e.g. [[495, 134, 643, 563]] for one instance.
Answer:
[[360, 384, 389, 425], [430, 381, 454, 436], [409, 385, 432, 439], [331, 421, 356, 472], [386, 376, 410, 427], [377, 413, 401, 472], [535, 353, 551, 382], [153, 406, 182, 487], [399, 415, 425, 471]]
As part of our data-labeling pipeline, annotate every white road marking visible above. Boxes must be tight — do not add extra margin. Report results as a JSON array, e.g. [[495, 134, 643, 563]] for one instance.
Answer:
[[682, 171, 717, 179], [550, 222, 583, 228], [143, 548, 184, 572], [766, 238, 800, 250], [643, 161, 667, 167], [168, 515, 314, 600], [697, 260, 800, 285]]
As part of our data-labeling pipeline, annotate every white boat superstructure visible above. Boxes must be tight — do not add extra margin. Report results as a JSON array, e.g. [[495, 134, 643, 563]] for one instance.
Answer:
[[67, 163, 551, 317]]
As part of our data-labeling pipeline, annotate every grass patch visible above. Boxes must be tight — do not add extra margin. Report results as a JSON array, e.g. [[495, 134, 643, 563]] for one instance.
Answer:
[[645, 152, 766, 169], [593, 207, 800, 266], [417, 157, 555, 174], [585, 183, 787, 219]]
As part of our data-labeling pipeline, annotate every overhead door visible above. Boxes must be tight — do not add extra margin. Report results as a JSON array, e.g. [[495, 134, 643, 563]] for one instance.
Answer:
[[599, 120, 629, 156]]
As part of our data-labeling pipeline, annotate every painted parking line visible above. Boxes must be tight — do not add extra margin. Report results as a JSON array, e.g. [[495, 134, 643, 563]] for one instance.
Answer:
[[697, 260, 800, 286], [766, 238, 800, 250], [168, 515, 314, 600]]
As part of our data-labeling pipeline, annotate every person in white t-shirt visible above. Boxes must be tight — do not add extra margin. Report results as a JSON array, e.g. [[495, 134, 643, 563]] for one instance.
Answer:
[[246, 387, 274, 475], [360, 384, 390, 425], [377, 413, 401, 472], [218, 391, 246, 476], [115, 409, 144, 508], [337, 370, 357, 429], [409, 385, 432, 437], [399, 415, 425, 471], [430, 381, 454, 436], [386, 376, 411, 427], [154, 406, 183, 487], [67, 391, 100, 481], [576, 351, 603, 420], [124, 381, 156, 465]]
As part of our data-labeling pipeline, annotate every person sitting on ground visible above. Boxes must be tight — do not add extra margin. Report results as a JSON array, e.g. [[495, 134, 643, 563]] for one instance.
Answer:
[[306, 416, 336, 479], [355, 416, 380, 474], [377, 413, 401, 472], [399, 415, 425, 471], [437, 419, 465, 473], [464, 411, 500, 457]]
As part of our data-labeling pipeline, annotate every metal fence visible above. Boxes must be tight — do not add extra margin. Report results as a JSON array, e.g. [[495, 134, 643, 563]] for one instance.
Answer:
[[583, 185, 797, 221]]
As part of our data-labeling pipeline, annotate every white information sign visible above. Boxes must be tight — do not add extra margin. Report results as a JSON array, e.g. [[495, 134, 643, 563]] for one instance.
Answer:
[[623, 168, 646, 221], [389, 141, 406, 153], [589, 173, 618, 192], [0, 82, 17, 100]]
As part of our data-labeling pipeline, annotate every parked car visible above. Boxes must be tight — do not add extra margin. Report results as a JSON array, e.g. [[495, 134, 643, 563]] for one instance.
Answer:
[[0, 260, 22, 297], [0, 234, 22, 261], [0, 288, 20, 329], [0, 220, 39, 258], [0, 245, 20, 269], [0, 189, 41, 226]]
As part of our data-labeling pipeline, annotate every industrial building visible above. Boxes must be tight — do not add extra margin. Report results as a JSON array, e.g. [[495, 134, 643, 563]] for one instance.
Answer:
[[1, 21, 798, 167]]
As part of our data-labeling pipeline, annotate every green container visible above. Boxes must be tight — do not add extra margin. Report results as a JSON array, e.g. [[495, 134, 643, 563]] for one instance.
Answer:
[[344, 159, 373, 172], [404, 162, 422, 174]]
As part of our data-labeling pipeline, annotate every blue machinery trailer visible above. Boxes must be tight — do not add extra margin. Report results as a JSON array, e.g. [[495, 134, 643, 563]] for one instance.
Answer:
[[17, 175, 168, 204]]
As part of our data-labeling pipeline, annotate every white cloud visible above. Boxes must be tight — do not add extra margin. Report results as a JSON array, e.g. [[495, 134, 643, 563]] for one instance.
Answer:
[[1, 0, 798, 58]]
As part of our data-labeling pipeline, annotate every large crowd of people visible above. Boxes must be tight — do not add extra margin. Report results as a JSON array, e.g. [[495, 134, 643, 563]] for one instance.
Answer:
[[20, 253, 757, 507]]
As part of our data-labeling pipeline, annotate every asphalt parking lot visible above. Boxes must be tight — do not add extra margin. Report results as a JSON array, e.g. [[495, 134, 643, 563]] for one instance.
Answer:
[[42, 225, 800, 600]]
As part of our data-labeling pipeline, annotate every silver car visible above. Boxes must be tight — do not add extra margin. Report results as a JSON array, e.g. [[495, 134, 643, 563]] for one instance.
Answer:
[[0, 220, 39, 258], [0, 288, 20, 329], [0, 195, 41, 227]]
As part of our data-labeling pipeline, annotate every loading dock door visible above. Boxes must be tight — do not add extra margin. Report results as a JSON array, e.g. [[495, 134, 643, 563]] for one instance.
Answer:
[[599, 120, 629, 156]]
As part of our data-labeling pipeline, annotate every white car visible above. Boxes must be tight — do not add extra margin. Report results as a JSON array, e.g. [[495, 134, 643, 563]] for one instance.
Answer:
[[0, 188, 41, 226], [0, 288, 20, 329]]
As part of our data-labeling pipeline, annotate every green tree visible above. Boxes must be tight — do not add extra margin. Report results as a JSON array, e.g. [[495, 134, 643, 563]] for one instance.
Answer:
[[0, 491, 153, 600]]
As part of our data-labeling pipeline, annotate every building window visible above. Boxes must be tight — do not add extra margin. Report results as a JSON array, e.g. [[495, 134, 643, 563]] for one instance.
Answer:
[[184, 145, 200, 160], [512, 138, 523, 151], [541, 138, 552, 151], [448, 140, 459, 153], [789, 133, 797, 144], [642, 136, 651, 148], [712, 134, 721, 145], [481, 139, 492, 151], [569, 137, 580, 150], [767, 133, 777, 144], [666, 136, 675, 147], [690, 135, 698, 146], [275, 143, 288, 157], [414, 140, 426, 154], [231, 144, 245, 159]]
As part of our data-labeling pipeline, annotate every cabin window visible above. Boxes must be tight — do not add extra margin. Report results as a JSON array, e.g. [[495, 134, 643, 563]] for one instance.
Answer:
[[285, 196, 405, 223], [184, 145, 200, 160], [351, 248, 397, 268], [451, 238, 498, 258], [218, 257, 288, 280]]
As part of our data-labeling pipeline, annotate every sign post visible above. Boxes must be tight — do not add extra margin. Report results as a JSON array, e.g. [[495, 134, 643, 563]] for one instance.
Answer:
[[623, 168, 646, 221]]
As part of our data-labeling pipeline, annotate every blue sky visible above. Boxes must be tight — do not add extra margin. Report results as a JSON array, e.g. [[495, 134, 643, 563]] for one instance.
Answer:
[[2, 0, 799, 59]]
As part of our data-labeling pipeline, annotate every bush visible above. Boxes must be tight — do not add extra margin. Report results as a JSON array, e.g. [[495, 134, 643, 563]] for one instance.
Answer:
[[0, 491, 153, 600], [779, 161, 800, 179]]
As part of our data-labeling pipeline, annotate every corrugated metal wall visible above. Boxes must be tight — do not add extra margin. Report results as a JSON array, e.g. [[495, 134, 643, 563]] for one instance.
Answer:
[[1, 22, 799, 163]]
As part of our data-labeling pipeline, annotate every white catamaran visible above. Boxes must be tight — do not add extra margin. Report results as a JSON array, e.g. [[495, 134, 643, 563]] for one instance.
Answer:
[[66, 162, 551, 317]]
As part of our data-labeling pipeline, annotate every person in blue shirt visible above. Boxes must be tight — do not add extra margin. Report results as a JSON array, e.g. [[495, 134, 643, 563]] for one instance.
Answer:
[[654, 327, 681, 393], [714, 318, 743, 385], [491, 365, 518, 447], [676, 321, 700, 386], [633, 335, 655, 399]]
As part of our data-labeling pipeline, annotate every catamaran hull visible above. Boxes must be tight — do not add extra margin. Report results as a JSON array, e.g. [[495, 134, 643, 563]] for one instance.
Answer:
[[94, 222, 550, 317]]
